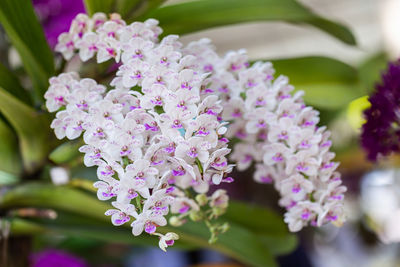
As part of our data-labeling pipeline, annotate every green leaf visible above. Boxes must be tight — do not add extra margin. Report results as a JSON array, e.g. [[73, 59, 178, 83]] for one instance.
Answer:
[[116, 0, 142, 18], [125, 0, 166, 21], [225, 201, 287, 235], [0, 170, 20, 185], [1, 183, 279, 266], [358, 52, 388, 93], [0, 118, 21, 175], [84, 0, 167, 20], [141, 0, 355, 45], [224, 201, 297, 255], [0, 63, 31, 105], [49, 140, 83, 164], [175, 220, 277, 267], [0, 0, 54, 101], [84, 0, 114, 16], [271, 56, 362, 109], [0, 183, 109, 220], [260, 235, 298, 256], [9, 218, 46, 235], [0, 88, 52, 173]]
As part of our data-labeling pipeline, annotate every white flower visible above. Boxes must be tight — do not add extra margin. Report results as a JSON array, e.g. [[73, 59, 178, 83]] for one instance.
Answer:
[[69, 13, 90, 37], [185, 114, 221, 146], [168, 157, 196, 189], [89, 12, 107, 30], [158, 232, 179, 252], [114, 59, 150, 88], [279, 174, 314, 201], [55, 33, 75, 60], [285, 150, 320, 176], [267, 117, 298, 143], [209, 71, 240, 98], [245, 108, 276, 134], [222, 97, 245, 120], [119, 21, 157, 44], [170, 197, 199, 214], [79, 142, 108, 167], [61, 106, 88, 139], [164, 88, 200, 115], [121, 37, 154, 63], [158, 107, 193, 131], [245, 85, 277, 110], [253, 164, 276, 184], [142, 189, 174, 215], [82, 114, 115, 144], [142, 65, 178, 91], [96, 37, 121, 63], [149, 44, 181, 68], [118, 172, 150, 201], [96, 160, 123, 180], [204, 148, 233, 185], [131, 210, 167, 236], [263, 143, 292, 166], [97, 21, 124, 40], [284, 201, 320, 232], [141, 84, 170, 109], [209, 189, 229, 209], [197, 95, 223, 117], [220, 49, 248, 73], [230, 143, 255, 171], [175, 137, 211, 164], [44, 83, 70, 112], [75, 32, 99, 61], [94, 176, 119, 200], [105, 201, 137, 226], [126, 159, 159, 183], [50, 111, 68, 139]]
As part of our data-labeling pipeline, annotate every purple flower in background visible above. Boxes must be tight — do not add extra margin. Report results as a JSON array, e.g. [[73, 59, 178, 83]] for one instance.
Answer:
[[361, 59, 400, 161], [31, 249, 89, 267], [33, 0, 85, 48]]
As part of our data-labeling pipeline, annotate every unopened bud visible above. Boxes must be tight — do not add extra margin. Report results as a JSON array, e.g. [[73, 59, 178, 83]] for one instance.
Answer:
[[189, 210, 203, 221], [212, 207, 226, 217], [169, 216, 184, 227], [195, 194, 208, 206], [220, 222, 230, 233]]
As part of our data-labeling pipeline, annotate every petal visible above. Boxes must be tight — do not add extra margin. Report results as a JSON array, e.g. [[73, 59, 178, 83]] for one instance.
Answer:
[[105, 209, 118, 216]]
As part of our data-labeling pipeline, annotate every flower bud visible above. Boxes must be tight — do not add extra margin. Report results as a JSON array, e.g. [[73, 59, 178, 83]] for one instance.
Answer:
[[169, 216, 184, 227], [212, 207, 226, 217], [219, 222, 230, 233], [195, 194, 208, 206], [189, 210, 203, 221]]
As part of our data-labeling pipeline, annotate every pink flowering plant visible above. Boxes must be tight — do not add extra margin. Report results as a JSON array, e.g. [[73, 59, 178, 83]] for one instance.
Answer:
[[0, 0, 360, 266]]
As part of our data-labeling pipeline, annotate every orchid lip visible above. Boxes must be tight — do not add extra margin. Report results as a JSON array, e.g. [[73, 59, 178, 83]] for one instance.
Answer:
[[144, 222, 157, 234], [172, 169, 185, 176], [179, 205, 190, 214], [260, 176, 272, 183], [165, 240, 175, 246]]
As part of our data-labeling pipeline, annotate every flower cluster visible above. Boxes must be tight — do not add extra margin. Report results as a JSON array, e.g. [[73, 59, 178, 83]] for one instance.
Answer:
[[361, 60, 400, 161], [46, 12, 346, 248], [47, 13, 232, 250], [179, 38, 346, 231]]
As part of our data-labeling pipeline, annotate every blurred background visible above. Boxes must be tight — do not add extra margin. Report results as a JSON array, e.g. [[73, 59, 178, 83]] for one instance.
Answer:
[[1, 0, 400, 266]]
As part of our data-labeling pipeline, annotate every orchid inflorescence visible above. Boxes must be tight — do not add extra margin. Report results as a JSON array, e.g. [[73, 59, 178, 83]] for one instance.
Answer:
[[45, 12, 346, 250]]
